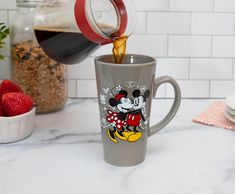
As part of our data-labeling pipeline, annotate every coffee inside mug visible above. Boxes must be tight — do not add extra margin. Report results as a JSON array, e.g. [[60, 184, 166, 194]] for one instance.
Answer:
[[96, 54, 155, 65]]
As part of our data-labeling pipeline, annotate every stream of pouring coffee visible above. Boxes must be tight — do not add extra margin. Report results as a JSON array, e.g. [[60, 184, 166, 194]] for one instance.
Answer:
[[112, 36, 128, 64]]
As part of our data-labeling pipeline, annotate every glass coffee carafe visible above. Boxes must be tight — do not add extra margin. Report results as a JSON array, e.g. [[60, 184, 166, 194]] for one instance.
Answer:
[[34, 0, 136, 64]]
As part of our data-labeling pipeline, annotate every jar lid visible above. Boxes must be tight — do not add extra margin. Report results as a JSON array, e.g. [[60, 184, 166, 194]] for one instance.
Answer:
[[16, 0, 41, 8]]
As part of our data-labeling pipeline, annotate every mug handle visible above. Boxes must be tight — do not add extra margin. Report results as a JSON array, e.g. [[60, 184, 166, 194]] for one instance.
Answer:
[[148, 76, 181, 137]]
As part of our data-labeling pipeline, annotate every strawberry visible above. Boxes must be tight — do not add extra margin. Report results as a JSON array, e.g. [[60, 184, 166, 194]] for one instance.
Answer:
[[0, 80, 23, 100], [2, 93, 33, 116], [0, 104, 4, 116]]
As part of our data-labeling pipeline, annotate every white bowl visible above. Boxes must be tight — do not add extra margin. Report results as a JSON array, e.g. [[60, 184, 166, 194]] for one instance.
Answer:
[[225, 94, 235, 111], [225, 110, 235, 123], [0, 108, 35, 143], [226, 106, 235, 116]]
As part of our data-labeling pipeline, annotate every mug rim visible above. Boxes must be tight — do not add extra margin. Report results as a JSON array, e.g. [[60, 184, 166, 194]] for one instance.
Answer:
[[95, 54, 156, 67]]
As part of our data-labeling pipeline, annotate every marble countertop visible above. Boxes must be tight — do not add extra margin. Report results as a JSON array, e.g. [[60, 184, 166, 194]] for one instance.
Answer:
[[1, 99, 235, 194]]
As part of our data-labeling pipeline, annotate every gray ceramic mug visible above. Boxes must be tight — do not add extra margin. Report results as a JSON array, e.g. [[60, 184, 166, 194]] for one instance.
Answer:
[[95, 54, 181, 167]]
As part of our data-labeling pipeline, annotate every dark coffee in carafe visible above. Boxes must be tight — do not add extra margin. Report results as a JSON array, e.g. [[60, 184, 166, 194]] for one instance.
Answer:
[[35, 26, 128, 64], [34, 27, 100, 64]]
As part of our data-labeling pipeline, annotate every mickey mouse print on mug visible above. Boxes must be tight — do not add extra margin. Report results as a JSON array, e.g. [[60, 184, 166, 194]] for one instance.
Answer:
[[100, 83, 150, 143]]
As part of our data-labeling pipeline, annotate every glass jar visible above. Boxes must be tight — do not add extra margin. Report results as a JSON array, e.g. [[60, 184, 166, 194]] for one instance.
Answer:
[[11, 0, 68, 113]]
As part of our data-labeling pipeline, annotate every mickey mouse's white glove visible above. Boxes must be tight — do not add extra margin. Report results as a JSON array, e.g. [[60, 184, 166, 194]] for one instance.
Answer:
[[144, 120, 149, 125]]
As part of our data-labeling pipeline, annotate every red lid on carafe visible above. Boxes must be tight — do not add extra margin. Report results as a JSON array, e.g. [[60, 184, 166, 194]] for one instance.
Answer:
[[74, 0, 128, 44]]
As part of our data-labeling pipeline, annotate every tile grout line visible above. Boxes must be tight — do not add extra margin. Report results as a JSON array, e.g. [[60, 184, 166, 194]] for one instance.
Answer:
[[3, 9, 235, 14], [71, 79, 235, 82], [188, 58, 191, 80], [209, 80, 212, 98], [141, 33, 235, 37], [234, 14, 235, 35], [167, 35, 169, 57], [232, 58, 235, 79], [7, 10, 11, 79], [212, 0, 216, 12], [164, 83, 167, 98], [91, 56, 235, 59], [211, 36, 214, 57], [75, 79, 78, 98], [189, 12, 192, 34], [135, 10, 235, 14], [6, 9, 9, 26], [145, 11, 148, 34], [163, 56, 234, 59]]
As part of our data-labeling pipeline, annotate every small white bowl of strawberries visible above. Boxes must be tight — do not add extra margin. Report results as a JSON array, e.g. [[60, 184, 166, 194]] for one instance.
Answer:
[[0, 80, 35, 143]]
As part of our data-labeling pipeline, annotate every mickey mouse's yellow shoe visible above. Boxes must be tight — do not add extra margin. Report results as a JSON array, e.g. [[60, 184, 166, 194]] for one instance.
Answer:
[[115, 131, 128, 141], [128, 132, 142, 143], [107, 129, 118, 143], [122, 131, 135, 139]]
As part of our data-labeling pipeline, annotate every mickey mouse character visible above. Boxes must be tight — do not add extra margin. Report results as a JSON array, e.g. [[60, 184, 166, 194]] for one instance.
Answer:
[[106, 90, 134, 143], [126, 89, 150, 142]]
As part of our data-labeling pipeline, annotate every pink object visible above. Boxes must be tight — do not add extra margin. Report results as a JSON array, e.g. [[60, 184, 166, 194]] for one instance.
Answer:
[[193, 101, 235, 130]]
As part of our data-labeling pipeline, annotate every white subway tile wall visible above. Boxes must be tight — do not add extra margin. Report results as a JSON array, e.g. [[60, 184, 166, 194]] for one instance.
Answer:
[[169, 36, 212, 57], [169, 0, 214, 12], [77, 80, 97, 98], [156, 58, 189, 79], [0, 0, 235, 98], [135, 12, 147, 34], [0, 57, 10, 79], [190, 59, 233, 80], [0, 0, 17, 10], [166, 81, 210, 98], [213, 37, 235, 57], [127, 35, 168, 57], [134, 0, 169, 11], [191, 13, 235, 35], [234, 60, 235, 79], [147, 12, 191, 34], [68, 80, 77, 98], [210, 81, 235, 97], [214, 0, 235, 12]]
